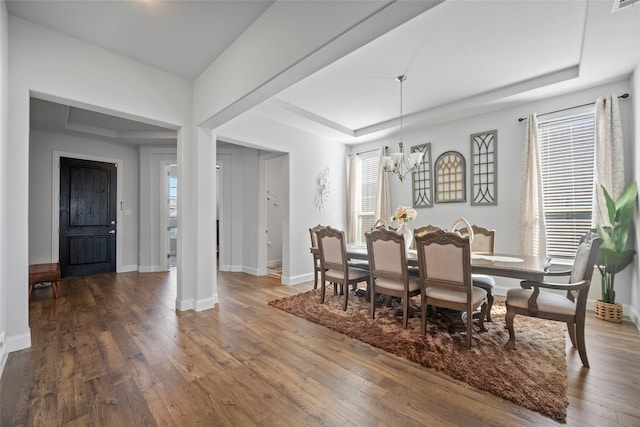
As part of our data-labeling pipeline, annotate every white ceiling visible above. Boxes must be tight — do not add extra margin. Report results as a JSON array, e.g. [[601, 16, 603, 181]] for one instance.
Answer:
[[9, 0, 640, 146]]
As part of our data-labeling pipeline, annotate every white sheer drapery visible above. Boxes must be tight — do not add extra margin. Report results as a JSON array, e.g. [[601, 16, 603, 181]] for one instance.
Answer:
[[593, 95, 625, 227], [346, 153, 358, 243], [374, 147, 391, 224], [520, 113, 547, 257]]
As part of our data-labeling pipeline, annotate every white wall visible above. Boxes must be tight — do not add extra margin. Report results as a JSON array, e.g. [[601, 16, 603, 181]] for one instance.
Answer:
[[217, 116, 347, 285], [631, 65, 640, 328], [0, 0, 9, 373], [216, 142, 261, 274], [353, 79, 636, 317], [6, 16, 193, 353], [138, 145, 177, 272]]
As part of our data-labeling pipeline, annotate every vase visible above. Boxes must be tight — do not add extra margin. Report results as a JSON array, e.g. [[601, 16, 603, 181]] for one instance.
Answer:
[[594, 300, 623, 323], [398, 224, 413, 253]]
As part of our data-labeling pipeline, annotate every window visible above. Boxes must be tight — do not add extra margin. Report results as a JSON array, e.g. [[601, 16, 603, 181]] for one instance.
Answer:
[[538, 112, 595, 258], [357, 152, 379, 243]]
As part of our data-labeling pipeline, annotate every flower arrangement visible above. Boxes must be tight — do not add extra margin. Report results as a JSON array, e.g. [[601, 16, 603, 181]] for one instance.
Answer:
[[391, 205, 417, 226]]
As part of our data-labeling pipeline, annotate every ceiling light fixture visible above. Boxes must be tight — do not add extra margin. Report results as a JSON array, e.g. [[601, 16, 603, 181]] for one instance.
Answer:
[[382, 75, 423, 183]]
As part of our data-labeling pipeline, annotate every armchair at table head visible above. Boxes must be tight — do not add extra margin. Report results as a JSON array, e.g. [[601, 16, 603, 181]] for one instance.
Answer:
[[365, 228, 420, 329], [415, 229, 487, 349], [505, 230, 602, 368], [316, 225, 370, 311]]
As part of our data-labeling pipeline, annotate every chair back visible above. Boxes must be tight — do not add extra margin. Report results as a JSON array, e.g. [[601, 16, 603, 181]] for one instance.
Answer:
[[568, 230, 602, 301], [309, 224, 324, 250], [459, 225, 495, 253], [450, 217, 474, 244], [415, 229, 472, 293], [316, 226, 347, 272], [366, 228, 407, 281]]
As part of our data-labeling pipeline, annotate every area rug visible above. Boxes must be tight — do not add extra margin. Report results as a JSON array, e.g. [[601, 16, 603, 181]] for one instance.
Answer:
[[268, 289, 568, 423]]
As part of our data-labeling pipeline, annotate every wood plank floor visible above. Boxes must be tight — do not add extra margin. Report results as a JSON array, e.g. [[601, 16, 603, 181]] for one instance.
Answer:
[[2, 270, 639, 426]]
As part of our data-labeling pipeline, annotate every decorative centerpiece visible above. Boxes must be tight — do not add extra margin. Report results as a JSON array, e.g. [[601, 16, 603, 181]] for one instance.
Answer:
[[391, 205, 417, 251], [595, 181, 637, 322]]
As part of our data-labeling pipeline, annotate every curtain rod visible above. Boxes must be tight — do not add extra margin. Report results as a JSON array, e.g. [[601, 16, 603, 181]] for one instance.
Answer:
[[356, 146, 388, 156], [517, 93, 629, 122]]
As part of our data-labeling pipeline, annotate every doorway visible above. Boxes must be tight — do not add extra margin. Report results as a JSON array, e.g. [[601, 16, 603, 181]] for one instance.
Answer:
[[59, 157, 117, 277], [265, 156, 284, 278], [167, 164, 178, 269]]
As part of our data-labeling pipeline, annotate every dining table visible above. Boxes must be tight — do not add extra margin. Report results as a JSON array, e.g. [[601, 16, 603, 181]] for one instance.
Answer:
[[344, 244, 553, 282]]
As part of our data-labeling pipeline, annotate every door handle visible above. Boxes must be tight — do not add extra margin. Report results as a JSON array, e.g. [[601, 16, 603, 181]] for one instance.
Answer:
[[109, 230, 116, 234]]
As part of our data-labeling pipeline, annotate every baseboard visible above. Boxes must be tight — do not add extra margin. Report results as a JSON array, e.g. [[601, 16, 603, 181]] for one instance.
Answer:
[[282, 272, 313, 286], [195, 296, 217, 311], [242, 266, 260, 276], [627, 305, 640, 330], [0, 350, 7, 380], [138, 265, 162, 273], [267, 259, 282, 267], [175, 298, 194, 311], [4, 331, 31, 353], [119, 264, 139, 273]]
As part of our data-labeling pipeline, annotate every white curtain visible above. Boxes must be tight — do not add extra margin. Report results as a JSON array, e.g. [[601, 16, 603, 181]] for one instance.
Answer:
[[374, 147, 391, 224], [520, 113, 547, 257], [346, 153, 358, 243], [593, 95, 625, 227]]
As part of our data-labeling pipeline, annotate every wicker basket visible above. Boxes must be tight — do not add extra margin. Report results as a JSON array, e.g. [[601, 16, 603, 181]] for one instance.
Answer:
[[594, 300, 623, 323]]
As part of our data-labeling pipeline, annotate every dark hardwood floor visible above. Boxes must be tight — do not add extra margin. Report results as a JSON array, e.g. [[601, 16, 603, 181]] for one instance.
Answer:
[[2, 270, 639, 426]]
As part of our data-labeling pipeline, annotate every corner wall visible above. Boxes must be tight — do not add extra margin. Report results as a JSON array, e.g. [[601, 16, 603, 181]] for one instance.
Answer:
[[630, 65, 640, 329], [0, 0, 10, 374]]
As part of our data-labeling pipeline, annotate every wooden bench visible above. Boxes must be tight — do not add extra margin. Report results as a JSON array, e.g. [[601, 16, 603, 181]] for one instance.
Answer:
[[29, 263, 60, 298]]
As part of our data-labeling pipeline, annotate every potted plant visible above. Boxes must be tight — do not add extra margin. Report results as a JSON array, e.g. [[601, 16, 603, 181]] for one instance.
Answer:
[[595, 180, 638, 322]]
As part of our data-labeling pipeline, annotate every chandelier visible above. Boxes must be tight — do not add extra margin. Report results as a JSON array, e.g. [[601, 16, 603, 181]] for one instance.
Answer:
[[382, 75, 423, 182]]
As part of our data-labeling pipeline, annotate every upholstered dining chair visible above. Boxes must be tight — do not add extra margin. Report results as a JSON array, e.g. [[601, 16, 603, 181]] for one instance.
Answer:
[[459, 225, 497, 322], [415, 230, 487, 349], [505, 230, 602, 368], [410, 225, 444, 277], [309, 224, 326, 289], [365, 228, 420, 329], [316, 226, 370, 311]]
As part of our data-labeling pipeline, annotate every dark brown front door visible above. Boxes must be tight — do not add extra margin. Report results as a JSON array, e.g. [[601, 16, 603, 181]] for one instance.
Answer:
[[59, 157, 117, 277]]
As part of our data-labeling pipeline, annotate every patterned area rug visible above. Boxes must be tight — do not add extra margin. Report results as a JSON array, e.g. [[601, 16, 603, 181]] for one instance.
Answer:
[[269, 289, 568, 423]]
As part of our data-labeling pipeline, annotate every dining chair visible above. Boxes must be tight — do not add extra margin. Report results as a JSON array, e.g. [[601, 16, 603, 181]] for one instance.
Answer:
[[505, 230, 602, 367], [459, 224, 497, 322], [316, 226, 370, 311], [309, 224, 326, 289], [415, 229, 487, 349], [365, 228, 420, 329]]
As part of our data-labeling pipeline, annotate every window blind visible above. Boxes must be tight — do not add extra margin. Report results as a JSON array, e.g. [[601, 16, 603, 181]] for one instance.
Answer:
[[358, 153, 378, 243], [538, 112, 595, 258]]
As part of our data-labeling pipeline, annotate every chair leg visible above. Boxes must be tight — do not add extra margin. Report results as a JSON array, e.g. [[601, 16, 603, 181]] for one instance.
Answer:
[[465, 307, 472, 349], [505, 307, 516, 350], [370, 284, 376, 320], [402, 298, 409, 329], [575, 318, 590, 368], [477, 301, 487, 332], [52, 280, 59, 298], [320, 276, 326, 303], [566, 322, 577, 347], [421, 301, 427, 336], [342, 285, 349, 311], [485, 291, 494, 322], [313, 268, 318, 289]]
